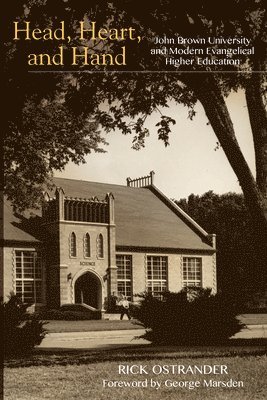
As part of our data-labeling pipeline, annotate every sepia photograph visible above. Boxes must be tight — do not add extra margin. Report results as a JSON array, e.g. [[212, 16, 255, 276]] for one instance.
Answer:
[[2, 1, 267, 399]]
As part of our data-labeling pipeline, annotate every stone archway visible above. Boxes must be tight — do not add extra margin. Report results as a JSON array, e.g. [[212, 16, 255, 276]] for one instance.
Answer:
[[74, 271, 102, 310]]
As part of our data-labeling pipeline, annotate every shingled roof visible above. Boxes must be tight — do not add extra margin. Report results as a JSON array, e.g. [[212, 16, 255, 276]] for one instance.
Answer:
[[52, 177, 214, 251], [3, 177, 215, 251], [3, 200, 42, 243]]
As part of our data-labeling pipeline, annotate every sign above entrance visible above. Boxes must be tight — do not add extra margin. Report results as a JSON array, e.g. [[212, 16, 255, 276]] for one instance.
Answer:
[[80, 261, 96, 266]]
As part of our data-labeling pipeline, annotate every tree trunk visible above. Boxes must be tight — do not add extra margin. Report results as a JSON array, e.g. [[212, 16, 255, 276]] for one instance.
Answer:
[[180, 74, 267, 240], [245, 72, 267, 198]]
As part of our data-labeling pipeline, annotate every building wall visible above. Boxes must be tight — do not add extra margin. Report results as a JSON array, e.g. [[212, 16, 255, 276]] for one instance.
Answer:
[[200, 253, 217, 292], [55, 221, 115, 308], [4, 241, 216, 311], [3, 247, 14, 301], [116, 250, 216, 303], [3, 187, 216, 312], [3, 245, 45, 311]]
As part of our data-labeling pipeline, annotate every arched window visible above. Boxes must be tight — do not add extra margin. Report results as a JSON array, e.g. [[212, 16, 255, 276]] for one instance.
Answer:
[[96, 234, 104, 258], [70, 232, 77, 257], [84, 233, 91, 258]]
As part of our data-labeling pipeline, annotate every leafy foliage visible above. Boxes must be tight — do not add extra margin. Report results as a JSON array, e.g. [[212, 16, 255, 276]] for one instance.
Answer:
[[4, 98, 107, 211], [36, 308, 101, 320], [3, 294, 47, 357], [133, 288, 244, 345], [3, 1, 267, 252], [104, 294, 120, 313], [175, 191, 265, 294]]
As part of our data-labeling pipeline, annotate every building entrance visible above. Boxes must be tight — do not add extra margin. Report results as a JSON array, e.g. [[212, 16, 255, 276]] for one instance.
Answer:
[[74, 272, 101, 309]]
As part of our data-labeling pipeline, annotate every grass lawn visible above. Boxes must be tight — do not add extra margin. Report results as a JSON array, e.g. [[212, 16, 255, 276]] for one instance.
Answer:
[[4, 315, 267, 399], [44, 314, 267, 333], [4, 349, 267, 400]]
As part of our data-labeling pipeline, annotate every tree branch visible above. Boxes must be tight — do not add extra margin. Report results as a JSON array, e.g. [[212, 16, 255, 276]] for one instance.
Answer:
[[180, 74, 267, 233]]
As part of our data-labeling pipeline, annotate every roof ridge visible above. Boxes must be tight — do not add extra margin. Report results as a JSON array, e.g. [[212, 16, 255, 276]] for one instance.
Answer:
[[52, 176, 138, 189], [53, 176, 147, 189], [148, 184, 212, 240], [5, 178, 215, 250]]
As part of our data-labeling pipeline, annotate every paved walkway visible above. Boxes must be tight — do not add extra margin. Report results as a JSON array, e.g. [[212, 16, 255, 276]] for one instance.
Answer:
[[232, 324, 267, 339], [39, 328, 148, 350], [38, 324, 267, 351]]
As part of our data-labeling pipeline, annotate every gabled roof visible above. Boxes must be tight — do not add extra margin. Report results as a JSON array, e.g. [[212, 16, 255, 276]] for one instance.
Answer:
[[3, 200, 41, 243], [3, 177, 215, 251], [52, 177, 214, 251]]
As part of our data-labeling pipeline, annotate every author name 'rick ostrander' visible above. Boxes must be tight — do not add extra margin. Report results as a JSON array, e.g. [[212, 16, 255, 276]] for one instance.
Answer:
[[118, 364, 228, 375]]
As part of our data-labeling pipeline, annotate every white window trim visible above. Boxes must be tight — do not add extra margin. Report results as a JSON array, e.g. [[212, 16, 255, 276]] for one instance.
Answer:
[[182, 257, 202, 287], [116, 255, 132, 300], [146, 255, 168, 298], [14, 249, 44, 305]]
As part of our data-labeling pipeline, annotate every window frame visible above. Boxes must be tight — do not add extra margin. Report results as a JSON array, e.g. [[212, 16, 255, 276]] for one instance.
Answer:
[[14, 249, 43, 304], [84, 232, 91, 258], [146, 255, 168, 299], [182, 257, 202, 287], [116, 254, 132, 301], [96, 233, 104, 259], [70, 231, 77, 258]]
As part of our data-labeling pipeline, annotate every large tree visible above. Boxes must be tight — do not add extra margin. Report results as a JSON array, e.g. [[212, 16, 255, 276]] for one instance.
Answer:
[[4, 1, 267, 247], [176, 191, 264, 296]]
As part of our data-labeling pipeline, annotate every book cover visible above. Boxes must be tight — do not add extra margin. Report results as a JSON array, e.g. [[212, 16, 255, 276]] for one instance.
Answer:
[[3, 1, 267, 399]]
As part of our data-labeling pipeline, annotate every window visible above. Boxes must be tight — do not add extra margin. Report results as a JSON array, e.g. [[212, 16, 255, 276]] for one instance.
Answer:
[[70, 232, 77, 257], [96, 233, 104, 258], [84, 233, 91, 258], [15, 250, 43, 303], [147, 256, 168, 299], [182, 257, 202, 287], [116, 255, 132, 300]]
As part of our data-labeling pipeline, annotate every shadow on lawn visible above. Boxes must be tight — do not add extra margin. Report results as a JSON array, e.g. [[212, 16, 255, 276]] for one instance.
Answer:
[[5, 338, 267, 368]]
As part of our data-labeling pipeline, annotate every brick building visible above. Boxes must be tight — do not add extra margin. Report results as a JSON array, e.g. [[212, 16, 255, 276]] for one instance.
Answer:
[[2, 172, 216, 315]]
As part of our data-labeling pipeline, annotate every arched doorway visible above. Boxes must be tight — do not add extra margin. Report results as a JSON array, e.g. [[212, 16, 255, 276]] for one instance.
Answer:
[[74, 271, 102, 309]]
